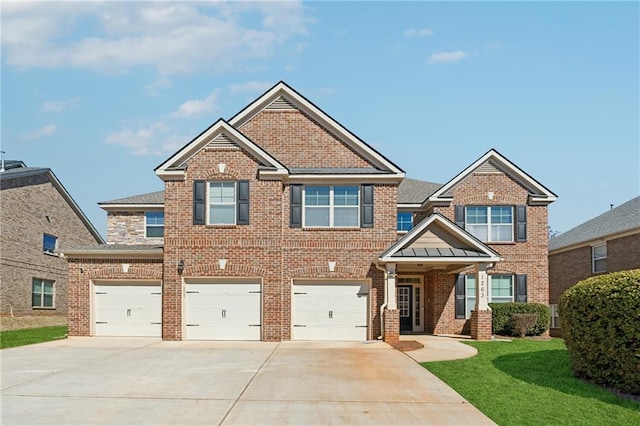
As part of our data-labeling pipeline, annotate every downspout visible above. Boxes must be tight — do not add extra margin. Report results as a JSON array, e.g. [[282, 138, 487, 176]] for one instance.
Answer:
[[375, 262, 388, 340]]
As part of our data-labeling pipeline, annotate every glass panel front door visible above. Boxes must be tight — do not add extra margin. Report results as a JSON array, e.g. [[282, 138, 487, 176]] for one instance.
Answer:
[[397, 286, 412, 332]]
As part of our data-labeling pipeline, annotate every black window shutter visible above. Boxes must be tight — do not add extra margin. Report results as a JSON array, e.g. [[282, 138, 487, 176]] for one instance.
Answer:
[[455, 205, 465, 229], [361, 184, 374, 228], [516, 205, 527, 242], [455, 274, 466, 319], [516, 274, 527, 302], [237, 180, 250, 225], [290, 184, 302, 228], [193, 180, 206, 225]]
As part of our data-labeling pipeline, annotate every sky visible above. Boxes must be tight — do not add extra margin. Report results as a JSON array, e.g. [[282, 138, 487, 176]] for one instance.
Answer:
[[2, 1, 638, 240]]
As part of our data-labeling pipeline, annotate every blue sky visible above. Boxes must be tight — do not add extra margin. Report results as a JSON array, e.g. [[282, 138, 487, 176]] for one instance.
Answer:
[[2, 1, 638, 240]]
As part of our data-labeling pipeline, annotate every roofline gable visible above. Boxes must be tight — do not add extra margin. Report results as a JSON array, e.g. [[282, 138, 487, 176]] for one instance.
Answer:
[[228, 81, 405, 176], [155, 119, 288, 181], [379, 213, 501, 261], [424, 149, 557, 207]]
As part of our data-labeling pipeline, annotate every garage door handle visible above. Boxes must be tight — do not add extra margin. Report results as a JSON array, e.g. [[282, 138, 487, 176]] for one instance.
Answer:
[[127, 309, 131, 317], [355, 325, 368, 328], [96, 292, 107, 295], [186, 324, 199, 327], [186, 291, 199, 294], [328, 310, 333, 319], [151, 292, 161, 295], [294, 292, 307, 295], [151, 322, 161, 325], [96, 321, 107, 324], [249, 291, 262, 294], [222, 309, 226, 318], [249, 324, 261, 327], [293, 325, 306, 327]]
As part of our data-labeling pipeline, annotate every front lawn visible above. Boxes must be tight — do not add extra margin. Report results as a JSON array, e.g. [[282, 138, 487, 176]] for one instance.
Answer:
[[423, 338, 639, 426], [0, 326, 68, 349]]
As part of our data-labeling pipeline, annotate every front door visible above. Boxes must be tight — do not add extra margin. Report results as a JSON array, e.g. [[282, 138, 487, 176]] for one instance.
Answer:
[[397, 285, 412, 333]]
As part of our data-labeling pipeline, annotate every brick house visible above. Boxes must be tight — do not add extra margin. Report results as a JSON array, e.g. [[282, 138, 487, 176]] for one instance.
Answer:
[[62, 82, 556, 342], [548, 196, 640, 333], [0, 161, 104, 317]]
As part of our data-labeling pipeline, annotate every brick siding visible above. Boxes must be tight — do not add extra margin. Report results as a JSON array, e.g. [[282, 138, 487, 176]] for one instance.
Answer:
[[1, 173, 101, 316]]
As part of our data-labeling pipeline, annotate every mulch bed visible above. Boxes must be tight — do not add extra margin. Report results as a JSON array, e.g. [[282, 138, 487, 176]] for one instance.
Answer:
[[389, 340, 424, 352]]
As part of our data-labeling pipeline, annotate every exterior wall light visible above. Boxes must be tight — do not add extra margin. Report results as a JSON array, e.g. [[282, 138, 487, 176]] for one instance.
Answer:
[[177, 260, 185, 275]]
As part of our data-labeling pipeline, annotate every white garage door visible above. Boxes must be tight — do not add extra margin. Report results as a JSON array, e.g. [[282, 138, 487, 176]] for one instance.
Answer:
[[293, 282, 369, 341], [94, 283, 162, 337], [184, 281, 261, 341]]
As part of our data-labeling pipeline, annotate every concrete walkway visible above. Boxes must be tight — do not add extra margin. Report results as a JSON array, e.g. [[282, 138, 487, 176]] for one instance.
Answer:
[[1, 337, 495, 425], [399, 334, 479, 362]]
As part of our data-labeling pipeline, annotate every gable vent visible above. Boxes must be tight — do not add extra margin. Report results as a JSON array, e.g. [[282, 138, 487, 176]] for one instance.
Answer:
[[476, 161, 502, 174], [208, 133, 237, 148], [267, 96, 298, 110]]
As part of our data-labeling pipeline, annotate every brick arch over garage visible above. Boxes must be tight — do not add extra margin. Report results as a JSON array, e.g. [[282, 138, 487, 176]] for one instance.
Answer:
[[87, 265, 163, 280], [184, 262, 267, 277], [289, 264, 370, 278]]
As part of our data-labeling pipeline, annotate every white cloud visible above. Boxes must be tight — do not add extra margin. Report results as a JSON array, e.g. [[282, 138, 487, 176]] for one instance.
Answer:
[[171, 90, 220, 119], [229, 82, 273, 93], [428, 51, 467, 64], [404, 28, 433, 38], [42, 97, 80, 112], [1, 2, 310, 76], [104, 121, 184, 156], [20, 124, 57, 140]]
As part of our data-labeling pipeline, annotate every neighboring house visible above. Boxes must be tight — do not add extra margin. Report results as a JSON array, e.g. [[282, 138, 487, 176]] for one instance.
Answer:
[[0, 160, 105, 317], [62, 82, 556, 342], [548, 196, 640, 333]]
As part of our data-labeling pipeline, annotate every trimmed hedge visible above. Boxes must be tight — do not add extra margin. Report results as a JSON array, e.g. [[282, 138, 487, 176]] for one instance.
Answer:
[[560, 269, 640, 396], [489, 302, 550, 336]]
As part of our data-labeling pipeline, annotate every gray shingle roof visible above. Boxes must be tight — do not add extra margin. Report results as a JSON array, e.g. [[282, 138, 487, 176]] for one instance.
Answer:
[[398, 178, 442, 204], [99, 191, 165, 205], [97, 178, 441, 207], [549, 196, 640, 251]]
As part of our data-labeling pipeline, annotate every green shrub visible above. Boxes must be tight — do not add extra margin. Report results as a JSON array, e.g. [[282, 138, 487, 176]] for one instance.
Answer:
[[560, 269, 640, 396], [490, 302, 550, 336]]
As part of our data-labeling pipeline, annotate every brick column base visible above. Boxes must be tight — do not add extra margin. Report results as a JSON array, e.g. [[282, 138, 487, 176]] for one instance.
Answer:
[[470, 310, 493, 341], [383, 309, 400, 343]]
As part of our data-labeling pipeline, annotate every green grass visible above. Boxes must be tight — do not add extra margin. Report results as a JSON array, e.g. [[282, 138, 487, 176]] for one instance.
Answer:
[[0, 326, 68, 349], [423, 338, 640, 426]]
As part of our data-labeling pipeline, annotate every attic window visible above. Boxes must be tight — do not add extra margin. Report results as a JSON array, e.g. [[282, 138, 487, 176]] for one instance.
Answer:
[[43, 234, 57, 254]]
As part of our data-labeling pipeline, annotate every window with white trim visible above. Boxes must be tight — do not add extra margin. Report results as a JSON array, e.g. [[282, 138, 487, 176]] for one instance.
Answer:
[[145, 212, 164, 238], [303, 185, 359, 227], [549, 304, 560, 328], [397, 212, 413, 232], [465, 275, 514, 318], [43, 234, 57, 254], [32, 278, 54, 308], [466, 206, 513, 242], [592, 243, 607, 273], [209, 182, 236, 225]]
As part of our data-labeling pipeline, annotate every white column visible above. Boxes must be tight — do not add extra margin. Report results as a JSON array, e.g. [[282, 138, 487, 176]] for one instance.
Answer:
[[387, 263, 397, 309], [475, 263, 491, 311]]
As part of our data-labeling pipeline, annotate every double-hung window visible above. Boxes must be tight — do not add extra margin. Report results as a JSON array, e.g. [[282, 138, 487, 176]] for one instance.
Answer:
[[304, 185, 359, 227], [465, 275, 514, 318], [43, 234, 57, 254], [397, 212, 413, 232], [32, 278, 54, 308], [592, 243, 607, 273], [209, 182, 236, 225], [145, 212, 164, 238], [466, 206, 513, 242]]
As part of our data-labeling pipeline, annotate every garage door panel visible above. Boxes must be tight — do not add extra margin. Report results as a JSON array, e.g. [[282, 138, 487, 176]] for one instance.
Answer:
[[293, 283, 368, 341], [185, 283, 261, 341], [94, 284, 161, 337]]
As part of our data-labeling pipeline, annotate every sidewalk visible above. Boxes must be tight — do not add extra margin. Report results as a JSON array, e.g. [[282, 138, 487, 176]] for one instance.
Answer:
[[398, 334, 478, 362]]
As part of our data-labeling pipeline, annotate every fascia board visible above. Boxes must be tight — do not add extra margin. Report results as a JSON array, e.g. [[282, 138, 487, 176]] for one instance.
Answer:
[[99, 204, 164, 211], [379, 255, 501, 263], [60, 249, 163, 259], [286, 173, 404, 184]]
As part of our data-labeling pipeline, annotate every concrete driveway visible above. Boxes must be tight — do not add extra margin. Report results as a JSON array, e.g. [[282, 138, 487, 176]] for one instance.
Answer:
[[1, 338, 494, 425]]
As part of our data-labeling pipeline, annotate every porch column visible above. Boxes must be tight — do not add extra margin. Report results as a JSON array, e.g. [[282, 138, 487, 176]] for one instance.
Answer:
[[470, 263, 492, 340], [383, 263, 399, 343]]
